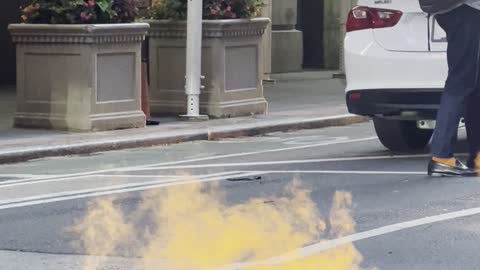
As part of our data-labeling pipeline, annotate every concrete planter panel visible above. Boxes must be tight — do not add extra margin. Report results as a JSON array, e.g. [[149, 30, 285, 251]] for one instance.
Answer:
[[9, 23, 149, 132], [147, 18, 269, 118]]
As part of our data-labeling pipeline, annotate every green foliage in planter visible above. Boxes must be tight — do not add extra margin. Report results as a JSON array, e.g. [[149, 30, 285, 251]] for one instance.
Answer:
[[151, 0, 187, 20], [151, 0, 264, 20], [20, 0, 139, 24]]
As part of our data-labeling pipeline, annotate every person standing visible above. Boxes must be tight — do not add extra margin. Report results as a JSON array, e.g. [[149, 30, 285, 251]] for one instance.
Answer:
[[418, 0, 480, 176]]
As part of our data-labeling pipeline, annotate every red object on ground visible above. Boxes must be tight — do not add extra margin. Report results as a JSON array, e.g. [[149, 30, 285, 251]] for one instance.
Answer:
[[141, 62, 150, 119]]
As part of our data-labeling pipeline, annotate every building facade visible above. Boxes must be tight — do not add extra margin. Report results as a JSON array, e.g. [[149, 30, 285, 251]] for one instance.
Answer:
[[270, 0, 356, 73], [0, 0, 354, 87]]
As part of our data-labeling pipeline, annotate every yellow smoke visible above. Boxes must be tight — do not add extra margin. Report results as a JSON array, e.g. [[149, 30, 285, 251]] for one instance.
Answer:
[[72, 178, 363, 270], [71, 198, 135, 270]]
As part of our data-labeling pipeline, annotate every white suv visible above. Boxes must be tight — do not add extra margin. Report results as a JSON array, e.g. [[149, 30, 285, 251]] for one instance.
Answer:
[[344, 0, 449, 151]]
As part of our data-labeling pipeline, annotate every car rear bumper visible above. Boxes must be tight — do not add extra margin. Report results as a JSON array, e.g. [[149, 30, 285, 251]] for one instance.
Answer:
[[346, 89, 442, 120], [344, 31, 448, 92]]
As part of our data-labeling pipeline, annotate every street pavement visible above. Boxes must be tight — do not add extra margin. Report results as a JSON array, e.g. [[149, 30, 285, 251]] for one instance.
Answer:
[[0, 122, 479, 269]]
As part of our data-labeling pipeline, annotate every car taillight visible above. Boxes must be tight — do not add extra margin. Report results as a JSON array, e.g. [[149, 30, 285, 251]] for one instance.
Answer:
[[346, 6, 403, 32], [349, 93, 362, 100]]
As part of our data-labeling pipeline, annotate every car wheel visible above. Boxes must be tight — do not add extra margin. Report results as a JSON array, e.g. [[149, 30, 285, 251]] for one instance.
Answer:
[[373, 118, 433, 151]]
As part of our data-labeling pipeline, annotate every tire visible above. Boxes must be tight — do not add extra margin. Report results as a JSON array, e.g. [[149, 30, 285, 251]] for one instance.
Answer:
[[373, 118, 433, 151]]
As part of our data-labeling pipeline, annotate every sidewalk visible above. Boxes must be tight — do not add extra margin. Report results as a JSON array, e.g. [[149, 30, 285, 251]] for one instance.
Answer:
[[0, 71, 367, 163]]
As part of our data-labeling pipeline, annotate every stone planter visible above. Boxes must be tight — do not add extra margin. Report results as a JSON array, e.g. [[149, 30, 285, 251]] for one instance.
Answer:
[[147, 18, 269, 118], [8, 23, 149, 131]]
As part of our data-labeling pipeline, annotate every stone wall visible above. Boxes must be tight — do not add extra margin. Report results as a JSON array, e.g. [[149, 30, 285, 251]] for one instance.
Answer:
[[269, 0, 355, 73], [323, 0, 356, 70], [0, 0, 352, 83], [261, 0, 272, 78], [10, 23, 148, 131], [271, 0, 303, 73]]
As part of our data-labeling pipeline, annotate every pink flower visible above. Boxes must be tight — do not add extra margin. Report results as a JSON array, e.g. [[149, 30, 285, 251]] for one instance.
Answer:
[[80, 12, 93, 20], [22, 4, 37, 13], [87, 0, 96, 7]]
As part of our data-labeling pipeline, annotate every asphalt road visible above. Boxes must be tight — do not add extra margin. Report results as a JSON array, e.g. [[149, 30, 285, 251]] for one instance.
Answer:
[[0, 121, 479, 270]]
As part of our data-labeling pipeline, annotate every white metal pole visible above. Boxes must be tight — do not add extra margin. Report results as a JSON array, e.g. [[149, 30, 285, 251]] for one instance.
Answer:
[[183, 0, 206, 119]]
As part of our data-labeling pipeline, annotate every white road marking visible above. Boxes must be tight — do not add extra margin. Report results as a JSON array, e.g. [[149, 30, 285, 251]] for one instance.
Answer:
[[0, 136, 377, 187], [218, 136, 351, 145], [0, 171, 236, 189], [228, 206, 480, 269], [136, 154, 434, 171], [282, 136, 350, 145], [0, 174, 50, 178], [0, 172, 264, 210], [116, 137, 378, 172], [93, 175, 187, 178], [241, 170, 425, 175]]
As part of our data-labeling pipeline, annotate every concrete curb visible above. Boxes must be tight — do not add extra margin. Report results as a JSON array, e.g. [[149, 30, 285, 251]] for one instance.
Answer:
[[0, 114, 368, 164], [208, 114, 368, 140], [0, 131, 208, 164]]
